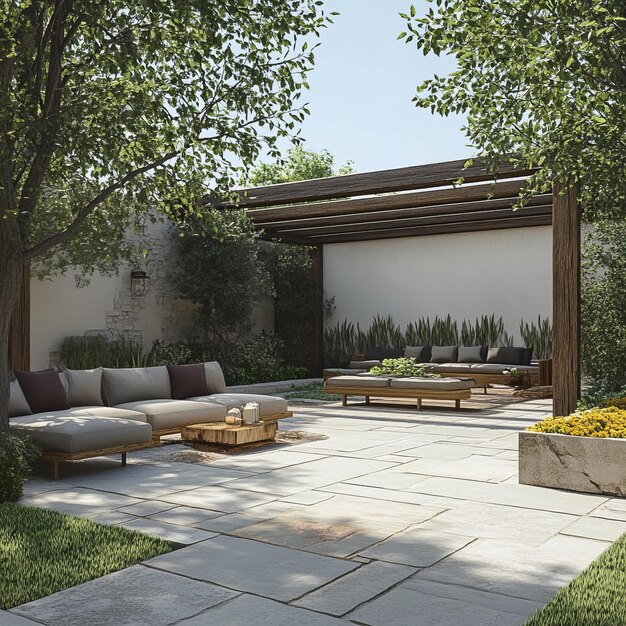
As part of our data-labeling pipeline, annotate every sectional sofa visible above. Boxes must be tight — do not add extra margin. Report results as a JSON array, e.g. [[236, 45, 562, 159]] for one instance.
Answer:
[[8, 362, 290, 478], [324, 345, 540, 391]]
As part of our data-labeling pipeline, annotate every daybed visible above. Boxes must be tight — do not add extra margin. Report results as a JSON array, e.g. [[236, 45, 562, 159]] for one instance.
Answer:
[[324, 345, 540, 391], [8, 362, 291, 478]]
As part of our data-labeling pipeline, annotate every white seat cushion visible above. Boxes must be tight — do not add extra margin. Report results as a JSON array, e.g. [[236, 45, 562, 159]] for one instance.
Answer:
[[325, 376, 391, 389], [470, 363, 538, 374], [115, 399, 226, 430], [16, 406, 148, 423], [431, 363, 473, 374], [190, 393, 288, 417], [390, 377, 474, 391]]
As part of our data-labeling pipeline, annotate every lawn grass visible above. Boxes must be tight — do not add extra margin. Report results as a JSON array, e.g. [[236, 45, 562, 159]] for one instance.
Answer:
[[525, 532, 626, 625], [283, 382, 340, 401], [0, 503, 171, 609]]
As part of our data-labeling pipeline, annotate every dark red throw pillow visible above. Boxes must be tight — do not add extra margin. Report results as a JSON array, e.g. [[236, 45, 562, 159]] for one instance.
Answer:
[[167, 363, 209, 400], [14, 369, 70, 414]]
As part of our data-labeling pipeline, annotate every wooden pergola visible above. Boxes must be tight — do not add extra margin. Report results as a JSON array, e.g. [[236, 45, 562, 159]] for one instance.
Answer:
[[208, 157, 580, 415]]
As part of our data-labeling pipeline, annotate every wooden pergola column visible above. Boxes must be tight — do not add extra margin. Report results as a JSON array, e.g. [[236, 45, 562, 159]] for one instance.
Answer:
[[310, 244, 324, 377], [8, 262, 30, 372], [552, 182, 580, 416]]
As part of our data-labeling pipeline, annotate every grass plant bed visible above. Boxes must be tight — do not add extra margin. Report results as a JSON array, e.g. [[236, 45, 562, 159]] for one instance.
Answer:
[[283, 382, 341, 401], [525, 532, 626, 625], [0, 503, 171, 609]]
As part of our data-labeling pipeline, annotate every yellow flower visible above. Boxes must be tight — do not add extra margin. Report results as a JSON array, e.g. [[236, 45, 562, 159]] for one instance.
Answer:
[[527, 407, 626, 438]]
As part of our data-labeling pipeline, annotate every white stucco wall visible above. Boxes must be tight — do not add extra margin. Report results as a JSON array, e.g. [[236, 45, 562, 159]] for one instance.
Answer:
[[323, 225, 552, 344]]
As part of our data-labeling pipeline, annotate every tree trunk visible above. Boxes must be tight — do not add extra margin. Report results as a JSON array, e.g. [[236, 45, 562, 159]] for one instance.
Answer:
[[0, 217, 23, 432]]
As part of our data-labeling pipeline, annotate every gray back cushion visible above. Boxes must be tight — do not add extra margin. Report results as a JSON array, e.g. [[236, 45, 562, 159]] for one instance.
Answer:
[[8, 379, 31, 417], [404, 346, 424, 361], [430, 345, 458, 364], [63, 368, 104, 407], [204, 362, 226, 394], [457, 346, 485, 363], [102, 366, 172, 406], [487, 347, 533, 366]]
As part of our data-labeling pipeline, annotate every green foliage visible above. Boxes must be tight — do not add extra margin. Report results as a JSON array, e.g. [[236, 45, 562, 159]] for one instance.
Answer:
[[0, 434, 40, 503], [283, 383, 341, 401], [581, 220, 626, 389], [60, 336, 156, 369], [367, 315, 406, 349], [519, 316, 553, 359], [578, 384, 626, 411], [370, 358, 438, 378], [461, 314, 513, 348], [401, 0, 626, 221], [247, 145, 353, 186], [0, 504, 170, 609], [173, 209, 273, 356], [524, 531, 626, 625]]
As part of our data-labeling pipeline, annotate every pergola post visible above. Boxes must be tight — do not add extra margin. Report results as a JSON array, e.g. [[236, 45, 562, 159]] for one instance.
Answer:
[[552, 181, 580, 416], [310, 244, 324, 377], [8, 262, 30, 371]]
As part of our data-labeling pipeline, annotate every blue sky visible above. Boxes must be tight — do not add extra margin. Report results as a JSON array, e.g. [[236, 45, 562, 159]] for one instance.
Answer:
[[296, 0, 473, 173]]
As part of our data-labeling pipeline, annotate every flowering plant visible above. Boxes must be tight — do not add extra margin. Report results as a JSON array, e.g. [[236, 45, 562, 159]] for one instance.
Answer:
[[527, 406, 626, 438]]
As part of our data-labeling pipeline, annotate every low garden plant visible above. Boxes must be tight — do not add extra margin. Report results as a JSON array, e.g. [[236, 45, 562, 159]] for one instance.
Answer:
[[527, 406, 626, 439], [0, 433, 40, 503], [525, 531, 626, 625], [283, 383, 341, 401], [369, 357, 439, 378], [0, 504, 171, 609]]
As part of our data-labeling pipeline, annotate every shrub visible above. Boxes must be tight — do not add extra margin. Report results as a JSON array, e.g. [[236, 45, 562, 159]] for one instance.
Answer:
[[369, 358, 439, 378], [0, 433, 41, 503], [519, 315, 552, 359], [527, 406, 626, 438], [578, 383, 626, 411], [60, 335, 156, 369]]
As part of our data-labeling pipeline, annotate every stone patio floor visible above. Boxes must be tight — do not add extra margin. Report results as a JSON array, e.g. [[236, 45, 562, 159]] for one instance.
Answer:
[[5, 395, 626, 625]]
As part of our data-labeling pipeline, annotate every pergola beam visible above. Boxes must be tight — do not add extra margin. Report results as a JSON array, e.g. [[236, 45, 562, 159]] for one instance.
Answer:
[[207, 158, 535, 209]]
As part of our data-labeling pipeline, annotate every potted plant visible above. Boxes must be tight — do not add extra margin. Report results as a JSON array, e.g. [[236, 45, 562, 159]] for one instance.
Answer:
[[519, 405, 626, 496]]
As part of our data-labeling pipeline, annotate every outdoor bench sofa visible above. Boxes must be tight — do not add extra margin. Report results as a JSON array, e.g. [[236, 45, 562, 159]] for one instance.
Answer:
[[8, 362, 291, 478], [324, 344, 540, 391], [324, 374, 474, 410]]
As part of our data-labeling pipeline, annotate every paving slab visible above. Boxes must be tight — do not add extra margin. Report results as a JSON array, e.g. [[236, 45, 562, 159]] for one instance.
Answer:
[[147, 534, 359, 601], [179, 595, 346, 625], [11, 565, 238, 626], [400, 454, 517, 482], [360, 528, 475, 567], [224, 456, 394, 496], [418, 534, 610, 603], [20, 487, 141, 516], [117, 518, 217, 545], [115, 500, 178, 517], [343, 467, 432, 490], [159, 485, 277, 512], [149, 505, 224, 526], [589, 498, 626, 521], [195, 512, 266, 533], [0, 611, 41, 625], [243, 500, 306, 518], [294, 561, 416, 615], [560, 515, 626, 541], [395, 442, 501, 460], [349, 578, 541, 626], [280, 491, 335, 505]]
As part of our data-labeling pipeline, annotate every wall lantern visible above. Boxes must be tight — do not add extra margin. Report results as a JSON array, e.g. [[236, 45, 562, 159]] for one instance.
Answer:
[[130, 269, 150, 297]]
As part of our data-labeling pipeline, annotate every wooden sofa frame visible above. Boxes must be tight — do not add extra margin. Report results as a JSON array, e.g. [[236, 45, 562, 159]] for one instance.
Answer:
[[324, 383, 471, 411]]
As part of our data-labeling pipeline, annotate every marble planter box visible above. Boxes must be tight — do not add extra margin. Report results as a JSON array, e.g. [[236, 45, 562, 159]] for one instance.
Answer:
[[519, 431, 626, 496]]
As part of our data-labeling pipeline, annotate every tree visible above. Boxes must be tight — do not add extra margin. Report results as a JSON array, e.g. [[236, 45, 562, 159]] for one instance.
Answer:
[[400, 0, 626, 219], [0, 1, 334, 430], [248, 146, 350, 369]]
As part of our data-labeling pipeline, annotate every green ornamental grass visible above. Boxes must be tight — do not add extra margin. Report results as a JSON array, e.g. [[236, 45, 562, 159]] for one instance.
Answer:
[[525, 532, 626, 625], [0, 504, 171, 609]]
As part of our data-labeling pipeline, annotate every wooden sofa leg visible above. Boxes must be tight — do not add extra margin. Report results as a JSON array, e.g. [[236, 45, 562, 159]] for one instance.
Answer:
[[365, 396, 370, 405], [455, 399, 461, 409], [416, 398, 422, 411], [51, 461, 60, 480], [483, 386, 488, 395], [342, 395, 347, 407], [121, 452, 127, 467]]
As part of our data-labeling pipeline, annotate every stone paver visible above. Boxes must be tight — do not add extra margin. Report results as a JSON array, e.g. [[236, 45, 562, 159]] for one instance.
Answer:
[[360, 528, 475, 567], [179, 595, 346, 625], [0, 611, 41, 625], [147, 534, 359, 601], [12, 565, 238, 626], [12, 396, 619, 625], [294, 561, 416, 615]]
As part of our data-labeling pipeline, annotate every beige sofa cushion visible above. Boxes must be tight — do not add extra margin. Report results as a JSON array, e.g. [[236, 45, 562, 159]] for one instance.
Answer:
[[390, 377, 474, 391], [470, 363, 538, 374], [430, 363, 473, 374], [114, 399, 226, 430], [62, 368, 104, 407], [102, 366, 171, 406], [8, 379, 31, 417], [326, 376, 391, 388], [204, 362, 226, 394], [22, 407, 148, 423], [348, 360, 381, 369], [9, 415, 152, 454], [191, 393, 288, 417]]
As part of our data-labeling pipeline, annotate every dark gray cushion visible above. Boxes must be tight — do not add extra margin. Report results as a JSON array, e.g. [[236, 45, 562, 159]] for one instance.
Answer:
[[457, 346, 485, 364], [8, 379, 31, 417], [430, 346, 458, 364], [62, 368, 104, 407], [204, 362, 226, 394], [348, 360, 381, 369], [404, 346, 424, 360], [486, 347, 533, 366]]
